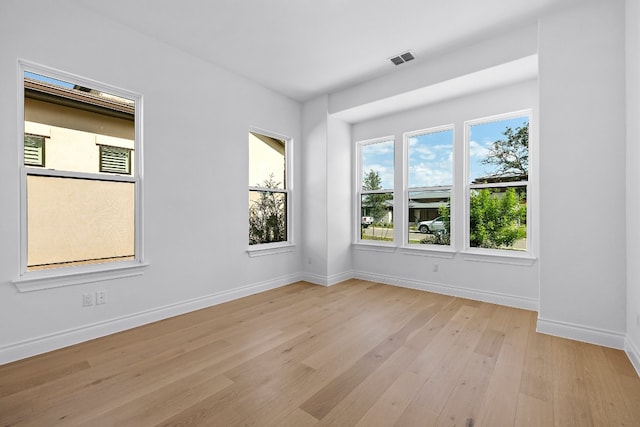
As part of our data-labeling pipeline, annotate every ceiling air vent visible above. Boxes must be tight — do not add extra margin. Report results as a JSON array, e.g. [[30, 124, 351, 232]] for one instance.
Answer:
[[390, 51, 415, 66]]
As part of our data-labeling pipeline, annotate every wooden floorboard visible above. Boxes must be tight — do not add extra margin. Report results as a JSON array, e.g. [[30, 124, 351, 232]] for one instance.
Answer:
[[1, 279, 640, 426]]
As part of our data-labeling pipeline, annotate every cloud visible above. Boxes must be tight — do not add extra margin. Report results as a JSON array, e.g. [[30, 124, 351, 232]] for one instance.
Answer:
[[363, 140, 394, 156], [362, 163, 394, 190], [469, 140, 490, 158], [407, 136, 453, 187], [408, 151, 453, 187], [409, 163, 452, 187], [413, 145, 436, 161]]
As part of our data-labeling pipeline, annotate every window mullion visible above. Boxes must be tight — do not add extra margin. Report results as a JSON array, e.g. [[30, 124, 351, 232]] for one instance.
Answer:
[[24, 167, 135, 183], [249, 186, 287, 193]]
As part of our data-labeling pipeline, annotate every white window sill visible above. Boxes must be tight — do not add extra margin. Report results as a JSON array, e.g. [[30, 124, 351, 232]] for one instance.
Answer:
[[12, 261, 149, 292], [354, 242, 536, 266], [461, 250, 537, 266], [399, 246, 456, 259], [247, 243, 295, 257], [353, 242, 396, 253]]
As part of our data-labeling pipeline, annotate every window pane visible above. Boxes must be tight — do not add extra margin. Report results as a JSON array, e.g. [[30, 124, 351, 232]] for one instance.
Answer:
[[408, 128, 453, 188], [468, 116, 529, 183], [361, 139, 394, 191], [27, 176, 134, 270], [249, 132, 286, 189], [469, 186, 527, 251], [249, 190, 287, 245], [24, 72, 135, 175], [360, 192, 393, 241], [408, 189, 450, 246]]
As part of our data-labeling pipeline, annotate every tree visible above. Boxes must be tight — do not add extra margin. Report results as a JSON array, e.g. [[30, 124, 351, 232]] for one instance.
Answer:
[[434, 200, 451, 245], [469, 187, 526, 248], [249, 174, 287, 245], [362, 170, 390, 223], [481, 122, 529, 179], [362, 170, 392, 239]]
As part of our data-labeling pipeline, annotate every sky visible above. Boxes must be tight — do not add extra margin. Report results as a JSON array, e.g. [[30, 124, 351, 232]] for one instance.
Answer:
[[408, 128, 453, 188], [361, 139, 394, 190], [24, 71, 74, 88], [468, 115, 529, 182], [361, 116, 529, 190]]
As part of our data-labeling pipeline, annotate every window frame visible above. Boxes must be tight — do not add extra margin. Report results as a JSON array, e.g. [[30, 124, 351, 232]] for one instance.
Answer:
[[13, 60, 146, 292], [403, 124, 455, 251], [355, 136, 395, 246], [247, 127, 294, 256], [464, 109, 532, 258]]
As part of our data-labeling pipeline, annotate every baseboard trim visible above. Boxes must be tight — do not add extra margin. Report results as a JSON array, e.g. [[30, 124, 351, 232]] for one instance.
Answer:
[[353, 270, 538, 311], [0, 273, 302, 366], [625, 336, 640, 377], [302, 270, 354, 287], [536, 317, 626, 350]]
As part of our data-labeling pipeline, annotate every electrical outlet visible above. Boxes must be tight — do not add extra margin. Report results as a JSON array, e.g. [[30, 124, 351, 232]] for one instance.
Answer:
[[636, 312, 640, 327], [96, 290, 106, 305], [433, 264, 439, 273], [82, 293, 93, 307]]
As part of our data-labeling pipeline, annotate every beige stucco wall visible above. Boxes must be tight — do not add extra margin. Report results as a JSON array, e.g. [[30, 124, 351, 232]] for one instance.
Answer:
[[27, 175, 134, 267], [25, 121, 134, 175]]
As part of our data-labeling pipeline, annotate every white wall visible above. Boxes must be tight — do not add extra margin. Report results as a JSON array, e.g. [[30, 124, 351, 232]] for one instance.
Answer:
[[326, 116, 353, 281], [301, 98, 353, 285], [350, 80, 539, 309], [626, 0, 640, 372], [538, 0, 627, 348], [301, 96, 329, 281], [0, 0, 302, 363]]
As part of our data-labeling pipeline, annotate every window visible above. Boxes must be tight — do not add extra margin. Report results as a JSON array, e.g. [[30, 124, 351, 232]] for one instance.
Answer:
[[24, 134, 45, 167], [19, 64, 142, 281], [100, 145, 132, 175], [357, 137, 394, 242], [353, 109, 533, 259], [248, 130, 290, 246], [405, 126, 453, 246], [466, 111, 530, 252]]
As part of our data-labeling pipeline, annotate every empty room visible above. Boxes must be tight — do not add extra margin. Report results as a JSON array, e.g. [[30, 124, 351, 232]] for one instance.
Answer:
[[2, 0, 640, 425]]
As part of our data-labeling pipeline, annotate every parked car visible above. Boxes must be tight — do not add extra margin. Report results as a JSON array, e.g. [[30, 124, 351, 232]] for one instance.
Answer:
[[418, 217, 446, 234], [361, 216, 374, 228]]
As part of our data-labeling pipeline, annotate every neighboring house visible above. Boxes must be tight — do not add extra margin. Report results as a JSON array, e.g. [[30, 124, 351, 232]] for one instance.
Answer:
[[24, 77, 135, 269], [408, 189, 450, 224], [360, 199, 394, 225], [471, 173, 528, 184]]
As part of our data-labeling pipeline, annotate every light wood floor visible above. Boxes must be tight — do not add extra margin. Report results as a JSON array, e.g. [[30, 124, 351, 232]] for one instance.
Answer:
[[2, 280, 640, 426]]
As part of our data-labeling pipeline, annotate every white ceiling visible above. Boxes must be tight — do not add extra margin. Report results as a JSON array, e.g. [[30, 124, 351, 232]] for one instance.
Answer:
[[72, 0, 583, 102]]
